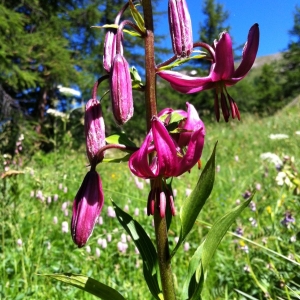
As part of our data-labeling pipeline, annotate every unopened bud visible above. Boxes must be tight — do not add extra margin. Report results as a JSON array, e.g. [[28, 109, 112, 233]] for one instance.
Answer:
[[71, 171, 104, 248], [103, 30, 123, 73], [110, 54, 134, 125], [85, 98, 105, 165], [168, 0, 193, 58]]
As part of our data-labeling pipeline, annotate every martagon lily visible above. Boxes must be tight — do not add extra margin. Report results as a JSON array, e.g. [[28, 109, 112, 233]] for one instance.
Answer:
[[129, 103, 205, 217], [158, 23, 260, 122]]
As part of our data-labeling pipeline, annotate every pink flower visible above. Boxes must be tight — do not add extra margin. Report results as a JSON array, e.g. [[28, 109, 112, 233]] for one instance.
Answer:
[[107, 206, 116, 218], [95, 247, 101, 257], [129, 103, 205, 217], [71, 171, 104, 247], [158, 24, 259, 122], [129, 103, 205, 179], [117, 241, 128, 253], [184, 242, 190, 251], [62, 221, 68, 233]]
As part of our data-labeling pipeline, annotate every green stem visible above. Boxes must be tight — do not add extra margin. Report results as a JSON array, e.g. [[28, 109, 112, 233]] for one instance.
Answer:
[[142, 1, 176, 299]]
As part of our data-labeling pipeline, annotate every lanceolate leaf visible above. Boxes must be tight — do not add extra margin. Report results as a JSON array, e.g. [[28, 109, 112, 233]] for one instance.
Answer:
[[44, 273, 125, 300], [172, 142, 217, 257], [129, 0, 146, 34], [181, 197, 253, 299], [200, 197, 253, 273], [112, 201, 161, 300], [158, 54, 206, 71], [92, 25, 142, 37]]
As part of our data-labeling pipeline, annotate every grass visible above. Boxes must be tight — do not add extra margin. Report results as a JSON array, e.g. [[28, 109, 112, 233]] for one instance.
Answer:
[[1, 103, 300, 299]]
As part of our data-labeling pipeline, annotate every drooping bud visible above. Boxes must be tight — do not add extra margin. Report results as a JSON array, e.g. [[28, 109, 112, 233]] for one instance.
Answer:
[[103, 30, 124, 73], [71, 171, 104, 248], [85, 98, 106, 166], [110, 54, 134, 125], [168, 0, 193, 58]]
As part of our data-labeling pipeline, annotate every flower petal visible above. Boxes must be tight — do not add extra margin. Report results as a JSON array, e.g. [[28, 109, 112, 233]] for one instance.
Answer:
[[233, 23, 259, 80], [177, 102, 205, 147], [152, 117, 178, 177], [211, 32, 234, 81], [158, 70, 214, 94], [176, 126, 205, 176], [129, 132, 156, 179]]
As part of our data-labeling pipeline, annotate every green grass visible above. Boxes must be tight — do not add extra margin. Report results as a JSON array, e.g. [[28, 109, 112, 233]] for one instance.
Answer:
[[1, 104, 300, 299]]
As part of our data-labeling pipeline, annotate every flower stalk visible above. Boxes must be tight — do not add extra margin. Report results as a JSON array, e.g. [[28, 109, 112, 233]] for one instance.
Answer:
[[142, 0, 176, 299]]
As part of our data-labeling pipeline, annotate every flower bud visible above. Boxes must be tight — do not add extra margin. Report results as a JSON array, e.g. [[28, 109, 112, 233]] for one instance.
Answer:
[[71, 171, 104, 248], [110, 54, 134, 125], [85, 98, 105, 165], [168, 0, 193, 58], [103, 30, 124, 73]]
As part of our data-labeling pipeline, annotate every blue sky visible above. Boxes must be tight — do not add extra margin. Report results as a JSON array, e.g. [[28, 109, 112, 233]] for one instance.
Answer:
[[156, 0, 299, 57]]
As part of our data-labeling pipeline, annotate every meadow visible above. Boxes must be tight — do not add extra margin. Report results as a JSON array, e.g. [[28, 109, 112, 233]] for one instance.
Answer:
[[1, 102, 300, 299]]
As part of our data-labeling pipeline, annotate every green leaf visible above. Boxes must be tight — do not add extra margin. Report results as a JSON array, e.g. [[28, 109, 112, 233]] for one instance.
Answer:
[[172, 142, 217, 257], [91, 25, 142, 37], [105, 132, 137, 148], [181, 244, 204, 300], [91, 24, 118, 30], [112, 201, 161, 300], [130, 67, 145, 90], [158, 54, 207, 71], [201, 197, 252, 273], [129, 1, 146, 34], [43, 273, 125, 300], [181, 197, 253, 299]]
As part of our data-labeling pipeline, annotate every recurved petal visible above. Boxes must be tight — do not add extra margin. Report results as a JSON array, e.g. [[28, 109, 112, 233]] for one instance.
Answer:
[[177, 102, 204, 147], [129, 132, 156, 179], [158, 70, 214, 94], [152, 117, 178, 177], [211, 32, 234, 81], [176, 125, 205, 176], [71, 171, 104, 248], [233, 23, 259, 80]]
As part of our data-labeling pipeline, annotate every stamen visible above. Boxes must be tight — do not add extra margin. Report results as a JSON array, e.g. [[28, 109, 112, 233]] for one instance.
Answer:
[[220, 92, 230, 122], [159, 191, 166, 218], [214, 92, 220, 122], [147, 189, 155, 216]]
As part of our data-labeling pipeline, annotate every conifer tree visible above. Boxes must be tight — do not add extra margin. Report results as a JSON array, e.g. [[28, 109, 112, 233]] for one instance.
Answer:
[[199, 0, 230, 46], [282, 5, 300, 100]]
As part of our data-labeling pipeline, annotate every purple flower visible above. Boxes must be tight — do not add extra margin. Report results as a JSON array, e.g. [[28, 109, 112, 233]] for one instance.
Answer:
[[158, 24, 259, 122], [129, 103, 205, 179], [110, 54, 134, 125], [71, 171, 104, 247], [168, 0, 193, 58], [281, 212, 295, 227], [242, 190, 252, 199], [85, 98, 106, 166], [129, 103, 205, 217]]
